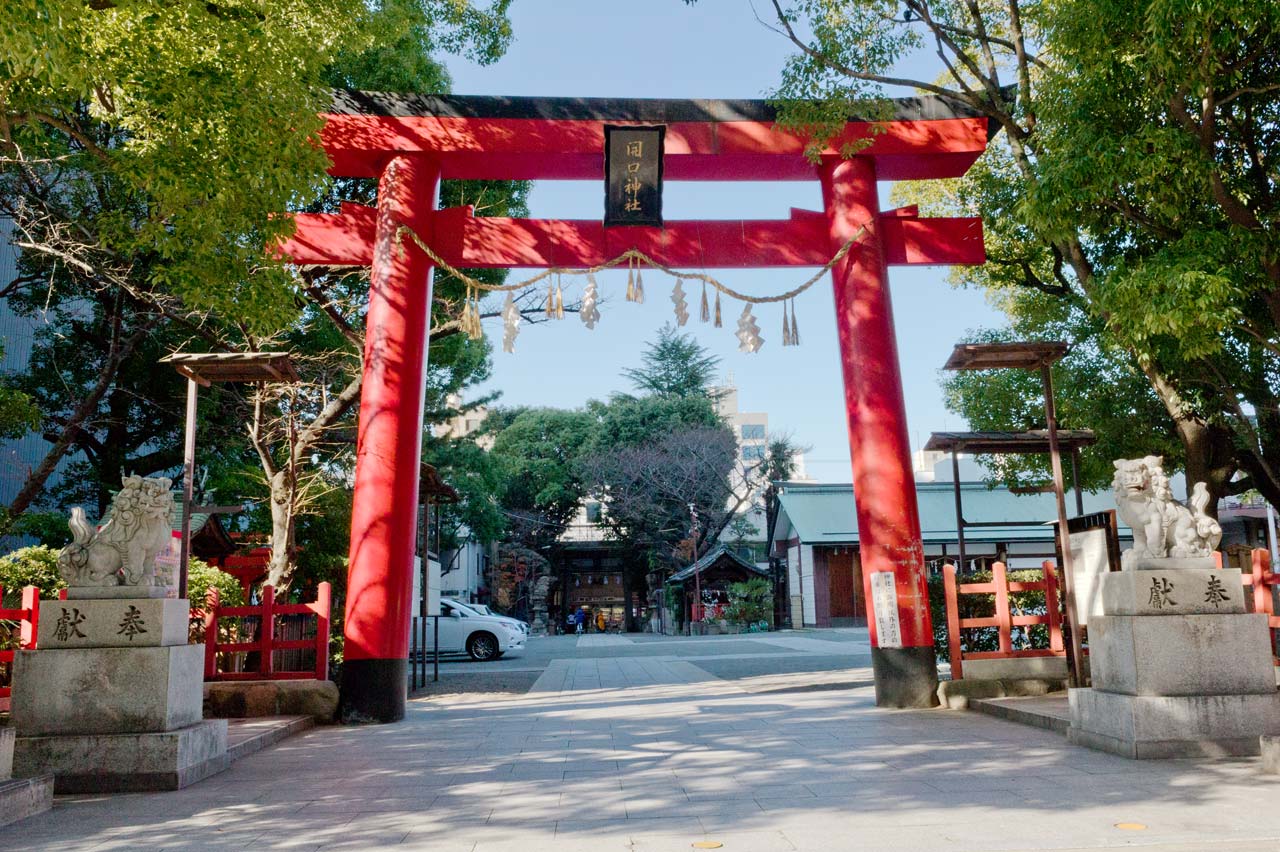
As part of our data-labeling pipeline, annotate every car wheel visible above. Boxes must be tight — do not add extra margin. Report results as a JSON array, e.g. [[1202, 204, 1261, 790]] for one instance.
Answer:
[[467, 632, 499, 662]]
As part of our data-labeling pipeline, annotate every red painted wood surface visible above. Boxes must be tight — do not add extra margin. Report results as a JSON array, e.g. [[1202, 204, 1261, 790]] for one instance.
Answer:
[[319, 114, 991, 181], [203, 582, 332, 681], [282, 204, 984, 271], [0, 585, 61, 709], [343, 154, 440, 665], [943, 561, 1065, 681], [822, 157, 933, 650], [1241, 549, 1280, 664]]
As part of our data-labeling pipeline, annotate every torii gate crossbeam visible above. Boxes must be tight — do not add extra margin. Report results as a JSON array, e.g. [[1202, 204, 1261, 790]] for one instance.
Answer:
[[281, 91, 993, 722]]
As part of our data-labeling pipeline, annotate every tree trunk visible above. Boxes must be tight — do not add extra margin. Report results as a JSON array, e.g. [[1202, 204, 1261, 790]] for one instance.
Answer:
[[1139, 361, 1236, 516], [264, 468, 297, 591], [6, 321, 154, 519]]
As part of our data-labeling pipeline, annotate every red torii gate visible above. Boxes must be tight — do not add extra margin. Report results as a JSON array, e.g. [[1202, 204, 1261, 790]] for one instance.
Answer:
[[281, 91, 992, 722]]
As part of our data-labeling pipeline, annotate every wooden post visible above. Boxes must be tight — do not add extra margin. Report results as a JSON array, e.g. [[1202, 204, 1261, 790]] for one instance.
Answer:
[[1043, 560, 1064, 653], [314, 582, 332, 681], [19, 586, 37, 649], [203, 587, 220, 680], [261, 585, 276, 677], [179, 376, 198, 599], [1252, 549, 1273, 616], [1042, 363, 1084, 687], [943, 564, 963, 680], [992, 562, 1013, 654]]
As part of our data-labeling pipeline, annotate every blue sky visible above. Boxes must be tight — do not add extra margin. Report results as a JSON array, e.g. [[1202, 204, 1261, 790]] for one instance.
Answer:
[[446, 1, 1007, 481]]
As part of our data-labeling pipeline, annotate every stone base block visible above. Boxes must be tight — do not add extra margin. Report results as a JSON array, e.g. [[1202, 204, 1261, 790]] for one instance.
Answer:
[[66, 585, 169, 600], [14, 719, 228, 793], [1263, 735, 1280, 774], [0, 776, 54, 826], [1132, 556, 1217, 571], [1102, 569, 1244, 616], [38, 598, 190, 648], [0, 725, 13, 779], [1069, 688, 1280, 759], [1089, 613, 1276, 696], [12, 643, 204, 736], [958, 656, 1069, 681], [204, 679, 338, 723]]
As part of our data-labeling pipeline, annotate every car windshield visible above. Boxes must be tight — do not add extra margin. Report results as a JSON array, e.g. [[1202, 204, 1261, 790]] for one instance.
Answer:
[[443, 599, 481, 617]]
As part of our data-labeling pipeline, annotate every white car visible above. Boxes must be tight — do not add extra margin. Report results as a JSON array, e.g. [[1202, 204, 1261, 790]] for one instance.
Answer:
[[429, 599, 525, 661], [454, 600, 531, 637]]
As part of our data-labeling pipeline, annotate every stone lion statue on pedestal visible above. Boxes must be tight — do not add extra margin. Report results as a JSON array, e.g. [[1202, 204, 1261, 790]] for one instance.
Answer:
[[58, 475, 175, 588], [1113, 456, 1222, 568]]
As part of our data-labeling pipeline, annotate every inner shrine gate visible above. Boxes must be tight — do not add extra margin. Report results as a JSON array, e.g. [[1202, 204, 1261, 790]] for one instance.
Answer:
[[282, 91, 992, 722]]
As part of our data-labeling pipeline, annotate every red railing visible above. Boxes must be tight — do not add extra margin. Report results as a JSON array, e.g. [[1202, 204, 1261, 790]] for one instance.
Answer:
[[1240, 549, 1280, 663], [203, 582, 331, 681], [0, 585, 65, 710], [943, 561, 1064, 680]]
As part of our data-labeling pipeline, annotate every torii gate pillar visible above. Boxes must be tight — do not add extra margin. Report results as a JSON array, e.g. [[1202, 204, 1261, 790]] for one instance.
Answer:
[[341, 154, 440, 723], [821, 157, 937, 708]]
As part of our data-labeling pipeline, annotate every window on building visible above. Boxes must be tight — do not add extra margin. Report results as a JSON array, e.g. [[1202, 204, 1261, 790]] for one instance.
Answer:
[[741, 424, 766, 440], [585, 501, 602, 523], [742, 445, 765, 460]]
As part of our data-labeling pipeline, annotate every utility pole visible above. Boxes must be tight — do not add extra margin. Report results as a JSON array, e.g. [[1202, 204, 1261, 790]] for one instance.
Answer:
[[689, 503, 703, 628]]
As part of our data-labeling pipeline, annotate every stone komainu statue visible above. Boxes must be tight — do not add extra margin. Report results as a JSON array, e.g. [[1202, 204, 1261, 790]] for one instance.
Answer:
[[1112, 456, 1222, 568], [58, 475, 175, 588]]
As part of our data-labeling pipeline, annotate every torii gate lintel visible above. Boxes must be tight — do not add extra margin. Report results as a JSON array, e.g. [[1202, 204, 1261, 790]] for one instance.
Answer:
[[281, 91, 993, 722]]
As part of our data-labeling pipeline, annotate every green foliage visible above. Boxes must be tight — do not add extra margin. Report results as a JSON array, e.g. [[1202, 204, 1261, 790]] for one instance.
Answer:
[[490, 408, 596, 545], [7, 512, 73, 548], [0, 341, 38, 440], [0, 545, 65, 601], [723, 577, 772, 627], [584, 393, 723, 452], [187, 558, 245, 608], [2, 0, 367, 328], [621, 324, 722, 398]]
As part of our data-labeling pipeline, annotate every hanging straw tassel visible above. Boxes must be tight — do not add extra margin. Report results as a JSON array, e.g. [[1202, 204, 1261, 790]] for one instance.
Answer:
[[554, 279, 565, 319], [713, 290, 722, 328], [626, 258, 636, 302], [781, 301, 792, 346], [634, 263, 645, 304], [546, 281, 556, 318], [790, 298, 800, 345], [700, 282, 710, 323]]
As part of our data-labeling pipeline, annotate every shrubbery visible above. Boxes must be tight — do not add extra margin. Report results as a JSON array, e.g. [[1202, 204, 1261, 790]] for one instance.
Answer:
[[0, 545, 65, 603], [723, 577, 772, 627]]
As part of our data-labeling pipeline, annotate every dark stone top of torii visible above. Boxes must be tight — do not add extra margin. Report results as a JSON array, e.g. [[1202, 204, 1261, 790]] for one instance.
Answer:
[[327, 88, 994, 126]]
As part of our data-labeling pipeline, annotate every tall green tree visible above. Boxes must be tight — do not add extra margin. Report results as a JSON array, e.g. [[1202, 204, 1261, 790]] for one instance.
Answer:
[[622, 324, 722, 398], [490, 407, 597, 548], [752, 0, 1279, 505]]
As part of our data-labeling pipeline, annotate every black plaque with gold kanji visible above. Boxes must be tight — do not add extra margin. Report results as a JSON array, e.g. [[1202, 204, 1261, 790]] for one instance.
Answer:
[[604, 124, 665, 227]]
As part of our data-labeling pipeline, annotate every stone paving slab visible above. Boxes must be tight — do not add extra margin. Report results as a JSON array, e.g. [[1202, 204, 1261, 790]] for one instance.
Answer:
[[10, 646, 1280, 851]]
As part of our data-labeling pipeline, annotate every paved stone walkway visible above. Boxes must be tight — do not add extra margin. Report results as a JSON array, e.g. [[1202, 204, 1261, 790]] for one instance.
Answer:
[[10, 658, 1280, 851]]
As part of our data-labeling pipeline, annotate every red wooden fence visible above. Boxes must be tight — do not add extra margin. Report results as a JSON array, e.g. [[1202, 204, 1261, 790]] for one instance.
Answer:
[[203, 582, 331, 681], [1241, 549, 1280, 663], [943, 561, 1065, 681], [0, 585, 65, 710]]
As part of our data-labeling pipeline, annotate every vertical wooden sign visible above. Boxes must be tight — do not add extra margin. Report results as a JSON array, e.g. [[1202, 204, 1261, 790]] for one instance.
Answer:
[[604, 125, 665, 227]]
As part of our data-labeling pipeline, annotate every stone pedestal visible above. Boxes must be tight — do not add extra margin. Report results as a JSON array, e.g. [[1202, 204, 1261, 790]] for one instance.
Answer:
[[0, 725, 54, 826], [12, 596, 228, 792], [1070, 566, 1280, 759]]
